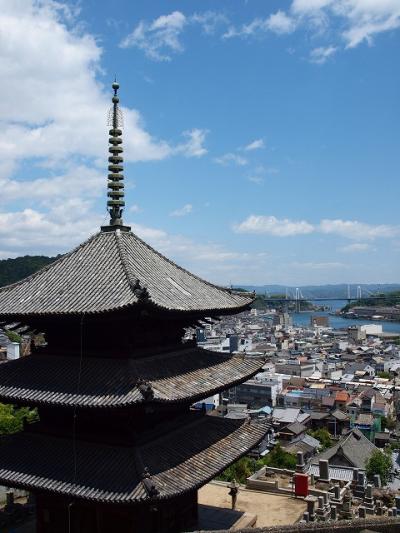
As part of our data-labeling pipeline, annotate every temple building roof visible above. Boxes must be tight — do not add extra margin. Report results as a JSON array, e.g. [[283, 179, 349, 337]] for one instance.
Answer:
[[0, 415, 269, 503], [0, 229, 253, 318], [0, 347, 263, 408], [0, 81, 253, 319]]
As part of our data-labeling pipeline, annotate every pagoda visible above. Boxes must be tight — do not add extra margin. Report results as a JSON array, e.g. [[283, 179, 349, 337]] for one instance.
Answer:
[[0, 82, 268, 533]]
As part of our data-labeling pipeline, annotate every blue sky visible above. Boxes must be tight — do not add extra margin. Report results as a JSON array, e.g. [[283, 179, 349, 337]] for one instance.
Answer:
[[0, 0, 399, 285]]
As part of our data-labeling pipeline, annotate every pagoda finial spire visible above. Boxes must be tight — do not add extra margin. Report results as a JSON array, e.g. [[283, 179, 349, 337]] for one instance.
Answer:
[[106, 79, 126, 228]]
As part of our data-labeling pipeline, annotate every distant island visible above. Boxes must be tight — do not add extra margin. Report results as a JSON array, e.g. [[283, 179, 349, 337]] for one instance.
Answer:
[[236, 283, 400, 299], [339, 291, 400, 322]]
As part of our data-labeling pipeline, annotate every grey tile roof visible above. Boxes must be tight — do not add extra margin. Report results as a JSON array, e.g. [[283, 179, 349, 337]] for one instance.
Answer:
[[331, 409, 349, 421], [0, 415, 269, 503], [283, 422, 307, 435], [0, 230, 253, 317], [0, 348, 264, 408], [312, 429, 378, 469]]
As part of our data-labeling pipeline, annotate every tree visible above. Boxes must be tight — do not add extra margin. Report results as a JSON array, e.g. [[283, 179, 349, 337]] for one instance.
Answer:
[[307, 428, 332, 451], [377, 372, 391, 380], [381, 416, 396, 431], [217, 457, 259, 484], [0, 403, 38, 434], [4, 329, 22, 344], [262, 443, 297, 470], [366, 449, 392, 485], [0, 255, 59, 287]]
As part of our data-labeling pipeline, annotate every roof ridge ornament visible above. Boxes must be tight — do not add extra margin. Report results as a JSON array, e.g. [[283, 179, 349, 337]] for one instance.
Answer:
[[101, 79, 131, 232]]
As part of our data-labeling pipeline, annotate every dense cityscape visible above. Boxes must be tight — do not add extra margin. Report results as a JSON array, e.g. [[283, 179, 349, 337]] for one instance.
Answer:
[[1, 292, 400, 530]]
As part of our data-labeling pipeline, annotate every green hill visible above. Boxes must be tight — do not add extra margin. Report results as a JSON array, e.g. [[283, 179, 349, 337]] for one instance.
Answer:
[[0, 255, 58, 287], [341, 291, 400, 312]]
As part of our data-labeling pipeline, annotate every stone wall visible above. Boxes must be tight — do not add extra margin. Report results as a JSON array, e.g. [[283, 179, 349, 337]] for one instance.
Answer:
[[207, 516, 400, 533]]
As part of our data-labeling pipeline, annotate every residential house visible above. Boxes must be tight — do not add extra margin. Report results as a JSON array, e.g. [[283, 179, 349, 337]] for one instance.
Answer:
[[312, 428, 379, 470]]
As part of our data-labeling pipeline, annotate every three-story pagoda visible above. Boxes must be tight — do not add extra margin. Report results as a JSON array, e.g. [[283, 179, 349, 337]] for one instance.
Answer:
[[0, 82, 268, 533]]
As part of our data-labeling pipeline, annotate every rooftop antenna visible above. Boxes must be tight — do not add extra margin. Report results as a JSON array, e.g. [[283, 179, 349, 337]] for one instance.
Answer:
[[103, 79, 130, 231]]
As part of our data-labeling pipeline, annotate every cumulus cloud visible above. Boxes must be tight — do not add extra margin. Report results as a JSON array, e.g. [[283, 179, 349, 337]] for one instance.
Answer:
[[0, 205, 101, 256], [0, 1, 210, 257], [234, 215, 314, 236], [0, 2, 174, 165], [0, 165, 105, 205], [169, 204, 193, 217], [214, 153, 248, 166]]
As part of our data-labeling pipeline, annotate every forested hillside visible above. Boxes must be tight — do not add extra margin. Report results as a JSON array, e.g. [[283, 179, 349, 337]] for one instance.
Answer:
[[0, 255, 58, 287]]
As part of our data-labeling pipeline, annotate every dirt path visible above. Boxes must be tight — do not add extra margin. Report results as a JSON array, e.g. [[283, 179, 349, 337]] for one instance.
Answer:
[[198, 482, 306, 527]]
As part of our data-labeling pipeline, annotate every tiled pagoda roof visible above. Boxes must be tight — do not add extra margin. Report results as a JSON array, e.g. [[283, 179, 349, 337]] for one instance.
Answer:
[[0, 347, 263, 408], [0, 229, 253, 317], [0, 415, 269, 503]]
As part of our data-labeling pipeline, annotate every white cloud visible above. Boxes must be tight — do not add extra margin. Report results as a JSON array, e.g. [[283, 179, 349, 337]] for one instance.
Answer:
[[0, 0, 210, 261], [130, 222, 254, 284], [120, 11, 187, 61], [176, 129, 208, 157], [291, 261, 347, 270], [130, 204, 142, 213], [169, 204, 193, 217], [120, 3, 400, 63], [0, 0, 176, 171], [248, 175, 264, 185], [267, 11, 297, 34], [309, 45, 337, 64], [191, 11, 229, 34], [292, 0, 400, 48], [223, 11, 296, 39], [292, 0, 333, 12], [319, 219, 399, 240], [0, 165, 105, 205], [234, 215, 314, 236], [234, 215, 398, 240], [0, 205, 101, 256], [339, 243, 375, 253], [244, 139, 265, 151], [214, 153, 248, 166], [222, 1, 400, 59]]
